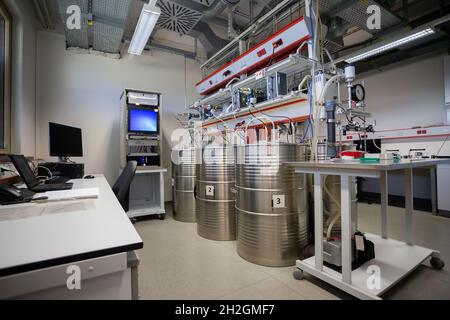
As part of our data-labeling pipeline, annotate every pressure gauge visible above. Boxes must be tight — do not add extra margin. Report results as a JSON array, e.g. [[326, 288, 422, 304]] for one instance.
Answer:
[[351, 84, 366, 102]]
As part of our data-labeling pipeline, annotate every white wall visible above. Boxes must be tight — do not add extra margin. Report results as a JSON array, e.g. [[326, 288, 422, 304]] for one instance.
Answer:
[[354, 55, 450, 199], [4, 0, 37, 156], [36, 31, 202, 200], [363, 54, 448, 131]]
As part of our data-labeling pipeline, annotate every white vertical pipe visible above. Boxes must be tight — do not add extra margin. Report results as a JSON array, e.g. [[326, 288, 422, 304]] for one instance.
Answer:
[[314, 173, 324, 271], [341, 175, 352, 285]]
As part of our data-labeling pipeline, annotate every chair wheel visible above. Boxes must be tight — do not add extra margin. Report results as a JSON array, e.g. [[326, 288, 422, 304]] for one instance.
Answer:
[[430, 257, 445, 270], [158, 214, 166, 220], [293, 269, 304, 280]]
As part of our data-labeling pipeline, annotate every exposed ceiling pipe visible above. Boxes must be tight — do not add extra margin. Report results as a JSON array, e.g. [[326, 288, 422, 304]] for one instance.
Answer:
[[192, 0, 241, 56], [228, 9, 239, 39], [201, 0, 301, 69], [33, 0, 48, 29], [190, 21, 229, 56], [203, 0, 240, 19], [33, 0, 54, 30], [40, 0, 55, 30]]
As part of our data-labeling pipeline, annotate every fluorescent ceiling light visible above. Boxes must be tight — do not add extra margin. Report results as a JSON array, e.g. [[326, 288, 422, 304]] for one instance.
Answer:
[[128, 2, 161, 56], [345, 28, 435, 64]]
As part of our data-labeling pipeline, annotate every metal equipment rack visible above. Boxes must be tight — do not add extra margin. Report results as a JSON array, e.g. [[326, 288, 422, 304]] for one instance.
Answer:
[[286, 159, 449, 300], [190, 52, 314, 126]]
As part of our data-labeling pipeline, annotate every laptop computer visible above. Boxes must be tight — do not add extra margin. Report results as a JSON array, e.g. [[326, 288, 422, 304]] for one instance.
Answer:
[[9, 155, 73, 193]]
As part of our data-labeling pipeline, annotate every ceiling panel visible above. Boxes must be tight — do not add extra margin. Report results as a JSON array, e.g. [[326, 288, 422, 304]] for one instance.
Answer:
[[58, 0, 89, 48]]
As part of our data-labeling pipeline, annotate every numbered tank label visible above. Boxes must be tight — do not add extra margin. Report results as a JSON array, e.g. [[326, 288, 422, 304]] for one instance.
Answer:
[[171, 178, 175, 187], [273, 195, 286, 208], [206, 185, 215, 197]]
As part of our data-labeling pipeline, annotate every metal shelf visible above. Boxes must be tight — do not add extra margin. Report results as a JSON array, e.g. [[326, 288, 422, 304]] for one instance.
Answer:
[[191, 53, 314, 110], [200, 92, 308, 127]]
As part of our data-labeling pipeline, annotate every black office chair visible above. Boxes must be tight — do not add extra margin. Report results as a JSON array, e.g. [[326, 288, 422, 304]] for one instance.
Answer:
[[112, 161, 137, 212]]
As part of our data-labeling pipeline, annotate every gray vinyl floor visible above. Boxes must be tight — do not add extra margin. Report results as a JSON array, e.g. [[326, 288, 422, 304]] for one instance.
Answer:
[[134, 203, 450, 300]]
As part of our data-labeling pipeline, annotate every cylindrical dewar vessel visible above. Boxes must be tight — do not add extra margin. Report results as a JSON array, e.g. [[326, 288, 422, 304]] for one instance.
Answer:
[[196, 145, 236, 240], [235, 143, 309, 267], [172, 148, 199, 223]]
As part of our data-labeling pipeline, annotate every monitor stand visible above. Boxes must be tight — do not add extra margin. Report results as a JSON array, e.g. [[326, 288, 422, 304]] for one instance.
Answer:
[[58, 156, 71, 163]]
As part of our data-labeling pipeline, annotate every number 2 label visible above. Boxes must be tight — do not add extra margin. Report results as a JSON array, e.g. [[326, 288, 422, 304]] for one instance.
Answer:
[[206, 185, 215, 196]]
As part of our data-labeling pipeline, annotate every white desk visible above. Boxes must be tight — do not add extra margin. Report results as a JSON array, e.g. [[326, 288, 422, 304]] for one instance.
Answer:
[[286, 159, 450, 300], [0, 175, 143, 300]]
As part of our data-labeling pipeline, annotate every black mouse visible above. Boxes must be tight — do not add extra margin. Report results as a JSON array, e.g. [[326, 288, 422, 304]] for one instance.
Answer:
[[84, 175, 95, 179]]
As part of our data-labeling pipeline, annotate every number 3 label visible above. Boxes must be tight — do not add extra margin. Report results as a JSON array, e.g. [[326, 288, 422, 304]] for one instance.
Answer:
[[273, 195, 286, 208], [206, 185, 215, 196]]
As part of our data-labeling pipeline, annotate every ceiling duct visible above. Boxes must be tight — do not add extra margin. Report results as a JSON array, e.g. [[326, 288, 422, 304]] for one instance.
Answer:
[[155, 0, 232, 55], [323, 16, 349, 53], [58, 0, 133, 55], [190, 21, 229, 56], [58, 0, 89, 49], [203, 0, 240, 19], [319, 0, 402, 34], [191, 0, 215, 7], [92, 0, 133, 54]]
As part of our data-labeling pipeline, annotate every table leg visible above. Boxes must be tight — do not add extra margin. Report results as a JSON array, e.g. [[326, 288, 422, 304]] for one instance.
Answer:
[[430, 167, 437, 215], [314, 173, 323, 271], [404, 168, 414, 246], [341, 175, 352, 285], [380, 171, 388, 239]]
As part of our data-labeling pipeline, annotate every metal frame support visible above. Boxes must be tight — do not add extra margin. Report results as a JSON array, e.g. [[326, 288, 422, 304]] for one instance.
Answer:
[[430, 167, 437, 215], [305, 0, 317, 61], [404, 168, 414, 246], [380, 171, 388, 239]]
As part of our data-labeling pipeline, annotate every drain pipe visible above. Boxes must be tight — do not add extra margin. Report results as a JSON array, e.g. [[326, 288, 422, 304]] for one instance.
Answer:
[[325, 100, 337, 159]]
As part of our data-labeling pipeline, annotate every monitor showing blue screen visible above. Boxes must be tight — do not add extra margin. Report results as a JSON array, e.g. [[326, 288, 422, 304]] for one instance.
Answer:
[[128, 108, 159, 133]]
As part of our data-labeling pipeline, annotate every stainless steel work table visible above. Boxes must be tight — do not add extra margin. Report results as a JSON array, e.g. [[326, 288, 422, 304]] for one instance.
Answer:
[[285, 159, 450, 300]]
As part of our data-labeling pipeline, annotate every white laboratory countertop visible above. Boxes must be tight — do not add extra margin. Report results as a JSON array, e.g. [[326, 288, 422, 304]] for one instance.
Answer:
[[285, 159, 450, 171], [0, 175, 143, 277]]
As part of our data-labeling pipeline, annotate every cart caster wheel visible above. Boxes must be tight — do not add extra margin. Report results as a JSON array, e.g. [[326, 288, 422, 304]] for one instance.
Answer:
[[430, 257, 445, 270], [158, 214, 166, 220], [293, 269, 304, 280]]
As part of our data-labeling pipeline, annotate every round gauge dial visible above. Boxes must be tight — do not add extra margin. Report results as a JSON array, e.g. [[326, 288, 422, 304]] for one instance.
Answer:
[[351, 84, 366, 102]]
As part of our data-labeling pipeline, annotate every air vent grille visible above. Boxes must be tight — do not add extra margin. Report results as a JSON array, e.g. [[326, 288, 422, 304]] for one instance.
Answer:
[[157, 0, 203, 35]]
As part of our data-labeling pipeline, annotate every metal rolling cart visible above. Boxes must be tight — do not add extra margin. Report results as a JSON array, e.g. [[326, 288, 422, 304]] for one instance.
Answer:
[[286, 159, 449, 300]]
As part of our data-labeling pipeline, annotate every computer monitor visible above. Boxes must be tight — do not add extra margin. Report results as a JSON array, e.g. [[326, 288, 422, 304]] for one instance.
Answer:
[[128, 108, 159, 134], [49, 122, 83, 159]]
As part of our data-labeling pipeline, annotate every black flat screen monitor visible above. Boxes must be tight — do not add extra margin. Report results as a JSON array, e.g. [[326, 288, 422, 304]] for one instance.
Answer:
[[128, 108, 159, 134], [49, 122, 83, 158]]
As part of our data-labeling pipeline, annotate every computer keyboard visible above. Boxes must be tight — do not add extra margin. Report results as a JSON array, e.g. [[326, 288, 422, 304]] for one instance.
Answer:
[[45, 176, 71, 184]]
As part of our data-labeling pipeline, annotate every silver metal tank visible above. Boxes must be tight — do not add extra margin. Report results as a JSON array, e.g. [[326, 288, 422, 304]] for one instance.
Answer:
[[235, 143, 309, 267], [172, 148, 199, 223], [196, 145, 236, 241]]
